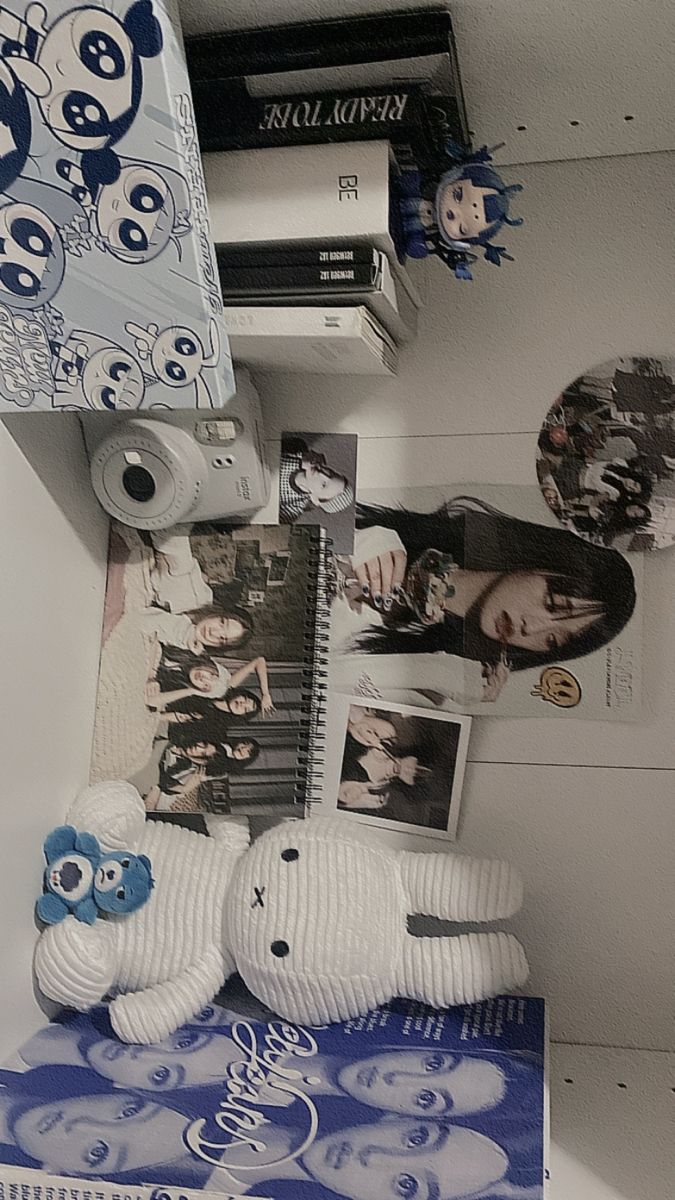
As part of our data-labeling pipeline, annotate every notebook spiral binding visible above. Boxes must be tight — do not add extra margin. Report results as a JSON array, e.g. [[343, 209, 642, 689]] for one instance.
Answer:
[[297, 527, 336, 814]]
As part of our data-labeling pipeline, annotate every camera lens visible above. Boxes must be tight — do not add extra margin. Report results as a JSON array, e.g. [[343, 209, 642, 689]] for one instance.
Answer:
[[122, 463, 156, 503]]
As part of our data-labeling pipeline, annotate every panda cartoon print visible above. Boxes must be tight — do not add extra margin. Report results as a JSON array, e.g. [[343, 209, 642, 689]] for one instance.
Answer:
[[126, 317, 220, 408], [0, 2, 236, 415], [0, 175, 86, 308], [56, 156, 192, 265], [51, 327, 146, 410], [0, 6, 48, 189], [0, 0, 162, 188], [0, 197, 60, 305]]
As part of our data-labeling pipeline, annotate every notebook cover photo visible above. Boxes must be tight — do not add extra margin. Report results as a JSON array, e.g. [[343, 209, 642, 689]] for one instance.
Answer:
[[90, 521, 329, 818]]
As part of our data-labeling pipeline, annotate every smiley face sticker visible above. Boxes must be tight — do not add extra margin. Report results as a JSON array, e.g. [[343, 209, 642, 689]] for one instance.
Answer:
[[531, 666, 582, 708]]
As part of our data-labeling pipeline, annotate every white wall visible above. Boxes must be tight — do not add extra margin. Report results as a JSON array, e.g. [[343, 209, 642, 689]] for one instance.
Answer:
[[252, 148, 675, 1051], [261, 150, 675, 441]]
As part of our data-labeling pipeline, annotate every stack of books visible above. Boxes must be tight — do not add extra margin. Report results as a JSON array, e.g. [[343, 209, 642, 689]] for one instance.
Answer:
[[191, 9, 470, 375], [222, 301, 399, 376], [204, 140, 422, 374], [186, 9, 470, 160]]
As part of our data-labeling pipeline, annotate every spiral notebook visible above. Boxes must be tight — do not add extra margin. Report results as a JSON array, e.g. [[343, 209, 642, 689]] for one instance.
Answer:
[[89, 521, 330, 820]]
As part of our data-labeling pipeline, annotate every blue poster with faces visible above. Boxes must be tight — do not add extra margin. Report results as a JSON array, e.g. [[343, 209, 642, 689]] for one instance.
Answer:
[[0, 0, 234, 412], [0, 994, 546, 1199]]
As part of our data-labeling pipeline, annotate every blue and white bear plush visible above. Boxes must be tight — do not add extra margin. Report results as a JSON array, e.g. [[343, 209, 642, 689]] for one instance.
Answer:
[[35, 783, 528, 1044], [37, 824, 153, 926]]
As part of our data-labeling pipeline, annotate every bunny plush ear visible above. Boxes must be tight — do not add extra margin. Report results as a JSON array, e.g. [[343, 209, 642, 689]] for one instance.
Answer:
[[66, 782, 145, 851]]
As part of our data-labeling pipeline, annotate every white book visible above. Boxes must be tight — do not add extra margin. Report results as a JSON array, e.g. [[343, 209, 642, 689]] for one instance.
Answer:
[[204, 140, 400, 263], [223, 305, 397, 375], [232, 252, 416, 345]]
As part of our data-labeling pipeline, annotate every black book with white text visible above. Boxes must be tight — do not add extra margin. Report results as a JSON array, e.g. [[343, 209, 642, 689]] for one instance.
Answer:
[[219, 260, 381, 297]]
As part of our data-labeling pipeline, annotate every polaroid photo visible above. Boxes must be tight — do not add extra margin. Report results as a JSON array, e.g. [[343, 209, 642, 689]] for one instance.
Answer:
[[327, 695, 471, 841], [279, 431, 357, 553]]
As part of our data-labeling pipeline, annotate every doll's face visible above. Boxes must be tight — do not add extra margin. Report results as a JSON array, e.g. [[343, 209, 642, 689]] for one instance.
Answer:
[[542, 486, 562, 512], [437, 179, 497, 242], [405, 549, 457, 626]]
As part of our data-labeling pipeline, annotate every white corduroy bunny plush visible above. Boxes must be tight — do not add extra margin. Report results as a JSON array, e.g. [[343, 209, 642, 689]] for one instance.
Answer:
[[35, 782, 528, 1043]]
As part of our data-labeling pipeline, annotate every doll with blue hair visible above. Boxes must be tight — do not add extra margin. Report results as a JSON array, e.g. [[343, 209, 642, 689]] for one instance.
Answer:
[[399, 141, 524, 280]]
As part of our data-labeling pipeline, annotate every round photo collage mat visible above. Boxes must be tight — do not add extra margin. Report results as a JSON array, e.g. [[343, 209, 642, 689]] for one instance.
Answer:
[[537, 355, 675, 551]]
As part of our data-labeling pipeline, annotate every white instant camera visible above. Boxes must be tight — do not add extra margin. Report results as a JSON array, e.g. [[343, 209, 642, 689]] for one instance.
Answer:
[[83, 368, 269, 530]]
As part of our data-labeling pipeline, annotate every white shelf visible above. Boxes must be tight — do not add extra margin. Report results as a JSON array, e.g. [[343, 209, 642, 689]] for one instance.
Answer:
[[550, 1044, 675, 1200], [0, 414, 109, 1061]]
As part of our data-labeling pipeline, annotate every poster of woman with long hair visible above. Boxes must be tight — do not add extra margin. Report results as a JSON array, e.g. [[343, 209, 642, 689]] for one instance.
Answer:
[[329, 484, 642, 720]]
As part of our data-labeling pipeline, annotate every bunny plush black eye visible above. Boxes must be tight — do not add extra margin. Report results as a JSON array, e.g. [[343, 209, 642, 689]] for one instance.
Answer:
[[281, 848, 299, 862], [271, 940, 290, 958]]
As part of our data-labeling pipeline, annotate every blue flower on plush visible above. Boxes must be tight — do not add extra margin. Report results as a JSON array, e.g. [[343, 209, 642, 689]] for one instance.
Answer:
[[37, 825, 153, 926]]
